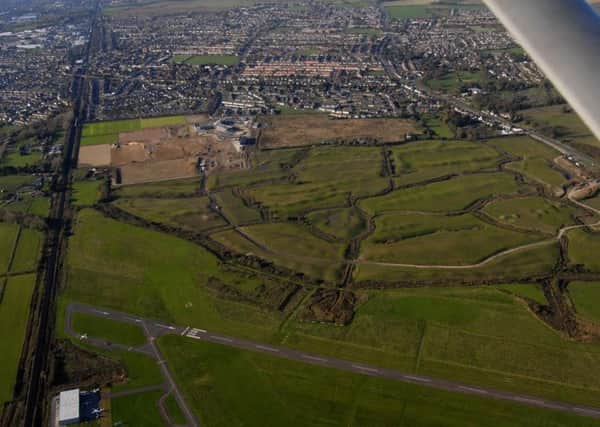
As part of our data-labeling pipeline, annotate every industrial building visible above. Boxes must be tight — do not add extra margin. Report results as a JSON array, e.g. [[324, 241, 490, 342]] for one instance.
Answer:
[[58, 389, 80, 425]]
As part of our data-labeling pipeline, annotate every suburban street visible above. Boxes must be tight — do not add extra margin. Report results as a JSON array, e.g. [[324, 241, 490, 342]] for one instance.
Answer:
[[66, 302, 600, 422]]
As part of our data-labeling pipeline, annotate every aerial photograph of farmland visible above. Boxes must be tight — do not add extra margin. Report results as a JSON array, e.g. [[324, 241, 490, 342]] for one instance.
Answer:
[[2, 0, 600, 426]]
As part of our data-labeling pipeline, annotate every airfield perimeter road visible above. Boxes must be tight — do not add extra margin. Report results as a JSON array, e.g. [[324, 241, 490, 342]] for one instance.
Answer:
[[66, 302, 600, 421]]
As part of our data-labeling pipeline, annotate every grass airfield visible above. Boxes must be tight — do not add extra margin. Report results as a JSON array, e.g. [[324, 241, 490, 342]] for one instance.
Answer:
[[59, 115, 600, 425]]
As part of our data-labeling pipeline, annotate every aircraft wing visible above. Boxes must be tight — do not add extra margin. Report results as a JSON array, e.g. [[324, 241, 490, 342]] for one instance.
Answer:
[[483, 0, 600, 140]]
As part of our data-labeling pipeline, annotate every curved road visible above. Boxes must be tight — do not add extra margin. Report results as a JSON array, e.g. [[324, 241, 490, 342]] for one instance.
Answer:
[[66, 302, 600, 420]]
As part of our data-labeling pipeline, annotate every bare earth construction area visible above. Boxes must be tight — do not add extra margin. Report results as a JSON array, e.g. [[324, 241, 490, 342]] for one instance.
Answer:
[[79, 115, 251, 185]]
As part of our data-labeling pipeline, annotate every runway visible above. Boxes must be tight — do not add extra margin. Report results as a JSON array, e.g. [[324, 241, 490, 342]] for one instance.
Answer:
[[66, 302, 600, 421]]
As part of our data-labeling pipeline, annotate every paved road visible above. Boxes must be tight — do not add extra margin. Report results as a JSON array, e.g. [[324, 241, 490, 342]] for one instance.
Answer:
[[65, 304, 199, 427], [67, 302, 600, 420]]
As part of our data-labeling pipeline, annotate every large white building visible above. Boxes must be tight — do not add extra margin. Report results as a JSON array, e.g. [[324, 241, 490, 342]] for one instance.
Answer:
[[58, 389, 80, 425]]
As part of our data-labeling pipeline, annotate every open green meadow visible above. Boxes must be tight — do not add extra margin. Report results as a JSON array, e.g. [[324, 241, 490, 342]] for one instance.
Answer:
[[306, 207, 367, 241], [487, 136, 567, 187], [362, 213, 541, 265], [360, 173, 520, 215], [213, 189, 262, 225], [482, 196, 581, 235], [496, 283, 547, 304], [11, 228, 43, 272], [172, 54, 239, 66], [0, 274, 36, 411], [159, 336, 600, 427], [114, 177, 199, 198], [114, 196, 227, 232], [425, 71, 485, 93], [59, 128, 600, 421], [64, 209, 286, 341], [80, 115, 186, 146], [521, 105, 600, 151], [72, 179, 103, 207], [569, 282, 600, 323], [390, 139, 503, 186], [71, 312, 147, 347], [0, 175, 37, 193], [280, 285, 600, 407], [567, 230, 600, 272], [111, 390, 165, 427], [0, 223, 18, 273]]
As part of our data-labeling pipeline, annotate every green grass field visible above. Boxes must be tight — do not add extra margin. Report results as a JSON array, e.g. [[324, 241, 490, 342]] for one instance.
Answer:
[[483, 196, 580, 235], [114, 178, 199, 198], [496, 283, 547, 304], [64, 209, 285, 341], [172, 55, 239, 66], [360, 173, 520, 215], [158, 335, 600, 427], [248, 146, 388, 218], [0, 274, 36, 410], [487, 136, 566, 187], [362, 213, 541, 265], [71, 312, 147, 347], [306, 207, 367, 241], [72, 180, 102, 207], [11, 228, 42, 272], [1, 150, 42, 167], [0, 223, 18, 274], [164, 395, 186, 425], [521, 105, 600, 150], [567, 230, 600, 271], [80, 116, 186, 146], [220, 222, 346, 281], [425, 71, 485, 93], [569, 282, 600, 323], [114, 197, 227, 232], [111, 390, 165, 427], [213, 190, 262, 225], [354, 242, 560, 284], [0, 175, 36, 193], [391, 140, 502, 186], [281, 285, 600, 407]]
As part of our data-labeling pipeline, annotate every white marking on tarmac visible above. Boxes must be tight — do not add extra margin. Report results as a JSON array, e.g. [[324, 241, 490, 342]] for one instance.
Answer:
[[513, 397, 543, 405], [125, 316, 142, 323], [458, 386, 487, 394], [573, 407, 600, 415], [211, 336, 233, 343], [156, 324, 176, 330], [302, 355, 326, 362], [92, 309, 109, 315], [403, 375, 432, 383], [181, 327, 190, 336], [351, 365, 379, 373], [255, 345, 279, 353]]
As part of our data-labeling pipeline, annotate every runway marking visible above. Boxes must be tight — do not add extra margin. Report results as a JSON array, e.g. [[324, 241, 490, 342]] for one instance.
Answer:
[[513, 397, 543, 405], [255, 345, 279, 353], [190, 328, 207, 334], [156, 323, 176, 330], [125, 316, 142, 323], [403, 375, 432, 383], [458, 386, 487, 394], [211, 336, 233, 343], [302, 355, 326, 362], [351, 365, 379, 373], [92, 309, 109, 315], [573, 407, 600, 416], [181, 327, 190, 336]]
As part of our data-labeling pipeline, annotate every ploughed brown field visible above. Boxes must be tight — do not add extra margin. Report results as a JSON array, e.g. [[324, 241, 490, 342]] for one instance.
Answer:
[[259, 115, 419, 148]]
